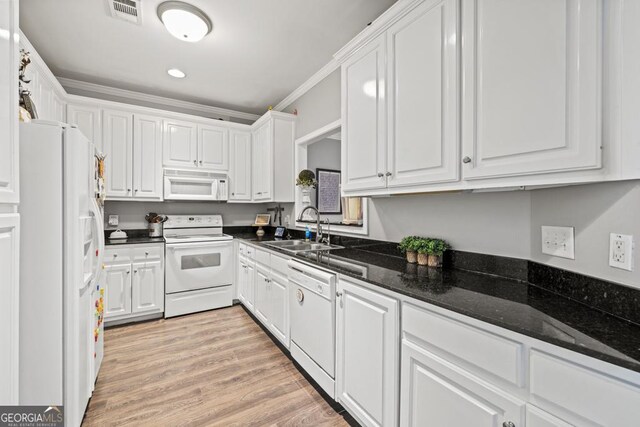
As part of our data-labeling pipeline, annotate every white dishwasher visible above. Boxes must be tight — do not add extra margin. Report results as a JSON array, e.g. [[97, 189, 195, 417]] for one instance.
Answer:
[[288, 260, 337, 398]]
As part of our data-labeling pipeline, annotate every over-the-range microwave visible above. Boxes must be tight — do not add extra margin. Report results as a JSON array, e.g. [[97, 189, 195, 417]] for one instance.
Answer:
[[163, 168, 228, 201]]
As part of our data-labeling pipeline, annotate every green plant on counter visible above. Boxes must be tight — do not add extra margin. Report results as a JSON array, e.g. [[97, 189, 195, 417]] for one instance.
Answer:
[[426, 238, 450, 256], [296, 169, 318, 188], [398, 236, 422, 253]]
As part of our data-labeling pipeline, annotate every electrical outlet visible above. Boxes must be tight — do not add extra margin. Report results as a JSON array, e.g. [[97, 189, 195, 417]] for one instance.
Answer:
[[609, 233, 633, 271], [108, 215, 119, 227], [541, 226, 575, 259]]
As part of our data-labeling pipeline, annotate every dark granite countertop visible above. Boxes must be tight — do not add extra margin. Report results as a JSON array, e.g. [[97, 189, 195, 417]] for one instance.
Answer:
[[105, 229, 165, 246], [227, 228, 640, 374]]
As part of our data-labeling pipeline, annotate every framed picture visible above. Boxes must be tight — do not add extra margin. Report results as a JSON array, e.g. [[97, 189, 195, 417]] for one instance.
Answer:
[[254, 214, 271, 226], [316, 169, 342, 214]]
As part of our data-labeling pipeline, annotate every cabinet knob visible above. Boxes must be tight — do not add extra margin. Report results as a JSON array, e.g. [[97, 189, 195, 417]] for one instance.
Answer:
[[462, 156, 472, 164], [145, 251, 149, 256], [193, 160, 197, 165], [126, 270, 130, 274], [113, 254, 118, 258], [127, 188, 131, 192], [336, 291, 343, 297], [385, 172, 392, 177], [377, 173, 384, 178], [503, 422, 515, 427], [199, 160, 203, 165], [134, 270, 138, 273], [134, 189, 138, 192], [231, 192, 235, 196]]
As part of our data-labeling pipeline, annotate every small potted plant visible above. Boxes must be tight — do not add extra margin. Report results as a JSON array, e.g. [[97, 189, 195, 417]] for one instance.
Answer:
[[416, 238, 431, 266], [398, 236, 421, 264], [426, 238, 449, 267], [296, 169, 317, 204]]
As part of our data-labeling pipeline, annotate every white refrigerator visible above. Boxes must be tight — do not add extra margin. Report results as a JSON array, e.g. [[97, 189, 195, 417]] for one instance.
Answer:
[[19, 120, 106, 427]]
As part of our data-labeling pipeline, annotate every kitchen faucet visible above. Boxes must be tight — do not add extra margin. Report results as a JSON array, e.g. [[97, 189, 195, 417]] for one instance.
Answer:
[[297, 206, 325, 243]]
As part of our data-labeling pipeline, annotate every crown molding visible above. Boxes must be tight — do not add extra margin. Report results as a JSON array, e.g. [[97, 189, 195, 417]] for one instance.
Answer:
[[273, 58, 340, 112], [19, 31, 67, 98], [57, 77, 260, 122]]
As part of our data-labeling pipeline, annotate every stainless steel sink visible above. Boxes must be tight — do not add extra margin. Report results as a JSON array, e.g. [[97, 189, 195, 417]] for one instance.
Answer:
[[263, 239, 343, 254]]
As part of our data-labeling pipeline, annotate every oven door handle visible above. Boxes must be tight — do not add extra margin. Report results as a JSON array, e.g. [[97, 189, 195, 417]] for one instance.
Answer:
[[167, 241, 233, 250]]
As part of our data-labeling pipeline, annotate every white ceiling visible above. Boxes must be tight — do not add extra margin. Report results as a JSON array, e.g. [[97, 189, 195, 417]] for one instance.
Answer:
[[19, 0, 396, 115]]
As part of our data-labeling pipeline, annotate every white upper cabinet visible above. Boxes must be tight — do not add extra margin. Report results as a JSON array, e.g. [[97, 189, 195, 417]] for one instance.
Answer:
[[133, 114, 163, 200], [341, 34, 387, 193], [198, 124, 229, 171], [102, 109, 133, 198], [229, 129, 252, 201], [163, 119, 198, 169], [386, 0, 459, 188], [0, 0, 18, 205], [67, 104, 102, 152], [461, 0, 602, 179], [252, 120, 273, 201]]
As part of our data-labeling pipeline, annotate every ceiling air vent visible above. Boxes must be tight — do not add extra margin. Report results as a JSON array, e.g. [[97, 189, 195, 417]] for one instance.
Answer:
[[107, 0, 142, 24]]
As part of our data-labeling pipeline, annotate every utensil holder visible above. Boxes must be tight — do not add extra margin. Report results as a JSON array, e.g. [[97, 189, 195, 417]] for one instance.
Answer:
[[148, 223, 163, 238]]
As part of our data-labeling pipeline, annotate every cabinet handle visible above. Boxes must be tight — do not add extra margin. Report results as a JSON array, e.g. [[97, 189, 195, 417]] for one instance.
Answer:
[[113, 254, 118, 258], [231, 192, 235, 196], [199, 160, 203, 165], [127, 188, 131, 192], [385, 172, 392, 177], [462, 156, 472, 164], [126, 270, 130, 274], [336, 291, 343, 297], [502, 422, 515, 427], [134, 189, 138, 192], [134, 270, 138, 273], [145, 251, 149, 256], [377, 173, 384, 178], [193, 160, 197, 165]]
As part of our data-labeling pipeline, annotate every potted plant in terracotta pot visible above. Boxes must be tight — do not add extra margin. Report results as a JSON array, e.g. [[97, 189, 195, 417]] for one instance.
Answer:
[[426, 238, 449, 267], [398, 236, 421, 264]]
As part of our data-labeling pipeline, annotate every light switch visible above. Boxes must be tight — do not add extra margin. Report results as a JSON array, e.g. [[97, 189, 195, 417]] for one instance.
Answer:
[[541, 226, 575, 259]]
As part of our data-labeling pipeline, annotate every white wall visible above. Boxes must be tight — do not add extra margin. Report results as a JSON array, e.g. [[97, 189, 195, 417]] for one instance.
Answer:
[[104, 201, 294, 230], [530, 181, 640, 288]]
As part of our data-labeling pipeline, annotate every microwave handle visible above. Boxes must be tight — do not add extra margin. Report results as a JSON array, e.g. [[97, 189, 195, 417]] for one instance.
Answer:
[[165, 176, 218, 184]]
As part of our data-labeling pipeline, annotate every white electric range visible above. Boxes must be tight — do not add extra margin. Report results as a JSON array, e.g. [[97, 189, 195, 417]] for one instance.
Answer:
[[163, 215, 234, 317]]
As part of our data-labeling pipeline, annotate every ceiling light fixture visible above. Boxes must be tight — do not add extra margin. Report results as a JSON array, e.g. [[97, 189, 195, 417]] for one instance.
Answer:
[[157, 1, 212, 43], [167, 68, 186, 78]]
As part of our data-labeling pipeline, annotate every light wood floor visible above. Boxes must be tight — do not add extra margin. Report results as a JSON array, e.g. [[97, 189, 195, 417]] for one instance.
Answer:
[[83, 305, 351, 426]]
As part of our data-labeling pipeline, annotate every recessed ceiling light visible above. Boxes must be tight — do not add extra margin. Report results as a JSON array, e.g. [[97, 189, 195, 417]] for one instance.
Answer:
[[167, 68, 186, 78], [157, 1, 212, 43]]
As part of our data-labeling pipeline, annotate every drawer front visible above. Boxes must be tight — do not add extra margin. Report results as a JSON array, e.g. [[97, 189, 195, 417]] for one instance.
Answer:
[[530, 350, 640, 425], [238, 243, 247, 256], [105, 246, 132, 264], [255, 248, 270, 266], [132, 245, 164, 262], [245, 244, 255, 259], [270, 253, 289, 276], [403, 303, 524, 387]]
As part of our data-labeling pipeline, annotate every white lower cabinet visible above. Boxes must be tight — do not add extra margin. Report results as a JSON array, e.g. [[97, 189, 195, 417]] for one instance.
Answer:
[[336, 277, 399, 427], [104, 244, 164, 324], [400, 339, 524, 427], [237, 244, 290, 347]]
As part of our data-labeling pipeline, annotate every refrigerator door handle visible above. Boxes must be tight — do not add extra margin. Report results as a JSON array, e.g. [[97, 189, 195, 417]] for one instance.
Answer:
[[89, 198, 105, 287]]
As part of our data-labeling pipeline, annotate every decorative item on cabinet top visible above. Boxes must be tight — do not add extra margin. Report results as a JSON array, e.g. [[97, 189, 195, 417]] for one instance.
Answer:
[[18, 49, 38, 121]]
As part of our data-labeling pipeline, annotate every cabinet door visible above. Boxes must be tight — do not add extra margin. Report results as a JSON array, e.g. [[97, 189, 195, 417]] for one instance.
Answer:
[[527, 405, 574, 427], [254, 266, 270, 325], [461, 0, 602, 179], [133, 114, 163, 200], [336, 278, 399, 427], [67, 104, 102, 152], [268, 270, 289, 347], [229, 129, 252, 201], [198, 124, 229, 171], [163, 119, 197, 169], [386, 0, 459, 189], [252, 121, 273, 201], [104, 263, 132, 318], [103, 110, 134, 198], [341, 35, 387, 193], [245, 261, 255, 312], [0, 214, 19, 403], [237, 257, 247, 304], [131, 260, 163, 314], [0, 0, 18, 205], [400, 340, 525, 427]]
